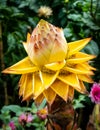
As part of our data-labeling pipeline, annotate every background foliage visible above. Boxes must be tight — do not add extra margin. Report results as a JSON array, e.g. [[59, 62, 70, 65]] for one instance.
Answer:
[[0, 0, 100, 129]]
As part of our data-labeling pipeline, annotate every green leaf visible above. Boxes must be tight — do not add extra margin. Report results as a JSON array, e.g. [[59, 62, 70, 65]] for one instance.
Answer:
[[74, 102, 84, 109], [67, 14, 82, 22], [38, 99, 46, 110], [18, 1, 29, 8], [73, 95, 86, 109], [82, 13, 100, 30], [0, 0, 7, 7], [82, 40, 99, 55], [64, 28, 73, 38], [2, 105, 21, 113], [11, 13, 24, 18]]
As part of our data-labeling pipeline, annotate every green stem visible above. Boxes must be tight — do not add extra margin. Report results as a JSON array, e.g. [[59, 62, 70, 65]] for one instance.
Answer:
[[0, 22, 9, 105], [90, 0, 98, 23]]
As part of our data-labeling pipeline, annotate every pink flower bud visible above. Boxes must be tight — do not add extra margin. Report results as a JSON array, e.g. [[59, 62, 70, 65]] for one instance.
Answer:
[[9, 121, 16, 130], [26, 113, 33, 123], [18, 113, 27, 124], [37, 107, 48, 120], [18, 113, 33, 125], [89, 82, 100, 104]]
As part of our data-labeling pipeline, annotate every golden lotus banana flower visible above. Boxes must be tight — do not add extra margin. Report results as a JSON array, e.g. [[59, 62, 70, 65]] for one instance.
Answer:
[[2, 19, 96, 105]]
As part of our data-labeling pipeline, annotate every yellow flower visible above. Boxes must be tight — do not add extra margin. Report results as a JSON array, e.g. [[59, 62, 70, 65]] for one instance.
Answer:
[[38, 6, 52, 18], [2, 19, 96, 105]]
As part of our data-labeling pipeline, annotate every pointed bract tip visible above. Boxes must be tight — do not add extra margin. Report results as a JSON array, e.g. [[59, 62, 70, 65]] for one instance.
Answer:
[[2, 69, 9, 74]]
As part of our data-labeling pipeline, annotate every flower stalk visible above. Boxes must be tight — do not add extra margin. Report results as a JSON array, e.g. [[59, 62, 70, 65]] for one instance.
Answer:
[[47, 96, 77, 130]]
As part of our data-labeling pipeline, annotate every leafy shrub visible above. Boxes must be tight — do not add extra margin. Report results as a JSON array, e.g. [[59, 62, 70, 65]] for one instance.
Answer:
[[0, 100, 46, 130]]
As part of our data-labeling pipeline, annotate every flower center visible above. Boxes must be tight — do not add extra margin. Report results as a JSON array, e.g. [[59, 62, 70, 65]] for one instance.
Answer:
[[42, 66, 55, 74], [41, 66, 70, 75]]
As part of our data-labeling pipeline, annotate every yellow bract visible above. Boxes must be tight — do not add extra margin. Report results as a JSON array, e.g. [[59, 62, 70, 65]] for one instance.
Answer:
[[2, 19, 96, 105]]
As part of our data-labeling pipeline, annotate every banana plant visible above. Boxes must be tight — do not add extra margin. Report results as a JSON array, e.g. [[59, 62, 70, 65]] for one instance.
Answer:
[[2, 19, 96, 130]]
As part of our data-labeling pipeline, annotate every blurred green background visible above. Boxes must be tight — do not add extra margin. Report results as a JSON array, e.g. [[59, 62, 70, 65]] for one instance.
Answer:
[[0, 0, 100, 129]]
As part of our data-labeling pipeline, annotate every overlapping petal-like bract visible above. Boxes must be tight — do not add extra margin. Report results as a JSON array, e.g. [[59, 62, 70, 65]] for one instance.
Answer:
[[2, 19, 96, 104]]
